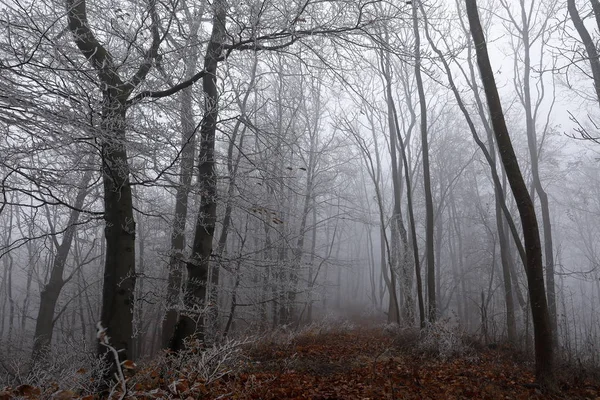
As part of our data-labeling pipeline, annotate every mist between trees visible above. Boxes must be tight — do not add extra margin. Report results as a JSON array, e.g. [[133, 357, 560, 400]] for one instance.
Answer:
[[1, 0, 599, 390]]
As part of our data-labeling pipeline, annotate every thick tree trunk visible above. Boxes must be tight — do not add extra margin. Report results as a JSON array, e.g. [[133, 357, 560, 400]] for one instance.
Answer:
[[99, 98, 136, 362], [170, 0, 226, 351], [66, 0, 160, 373], [465, 0, 553, 385]]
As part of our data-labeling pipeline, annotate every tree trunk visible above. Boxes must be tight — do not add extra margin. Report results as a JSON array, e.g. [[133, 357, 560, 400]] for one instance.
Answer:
[[289, 72, 321, 326], [170, 0, 227, 351], [381, 50, 414, 324], [412, 1, 435, 322], [134, 213, 146, 359], [162, 19, 202, 348], [31, 165, 93, 361], [369, 113, 400, 324], [518, 0, 557, 343], [210, 55, 259, 338], [307, 201, 318, 322], [98, 98, 136, 362], [567, 0, 600, 106], [389, 85, 425, 328], [66, 0, 161, 371], [497, 205, 517, 342], [465, 0, 553, 385], [421, 3, 521, 339]]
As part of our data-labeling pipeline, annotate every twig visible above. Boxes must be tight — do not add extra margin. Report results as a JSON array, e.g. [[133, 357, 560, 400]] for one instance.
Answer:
[[96, 322, 127, 400]]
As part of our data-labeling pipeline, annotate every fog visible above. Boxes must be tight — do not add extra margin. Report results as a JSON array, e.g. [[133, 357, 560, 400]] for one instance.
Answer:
[[0, 0, 599, 392]]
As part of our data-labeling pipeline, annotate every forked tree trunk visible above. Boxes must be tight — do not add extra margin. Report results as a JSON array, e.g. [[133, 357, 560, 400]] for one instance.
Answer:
[[381, 49, 414, 324], [67, 0, 160, 371], [389, 93, 426, 329], [367, 111, 400, 324]]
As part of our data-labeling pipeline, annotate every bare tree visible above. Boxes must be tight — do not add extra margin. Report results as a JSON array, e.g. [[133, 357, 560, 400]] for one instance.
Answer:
[[412, 1, 436, 322], [499, 0, 559, 343], [161, 5, 205, 349], [567, 0, 600, 107], [31, 160, 95, 362], [465, 0, 554, 385], [421, 1, 521, 341], [169, 0, 227, 351], [65, 0, 163, 367]]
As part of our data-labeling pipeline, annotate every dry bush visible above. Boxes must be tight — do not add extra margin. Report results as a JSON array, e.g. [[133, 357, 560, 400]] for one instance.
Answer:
[[0, 341, 109, 398], [383, 319, 476, 361], [416, 320, 476, 361], [382, 323, 421, 352], [123, 336, 250, 398]]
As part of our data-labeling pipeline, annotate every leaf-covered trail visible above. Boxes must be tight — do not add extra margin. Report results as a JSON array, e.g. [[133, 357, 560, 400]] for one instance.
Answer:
[[208, 326, 598, 400]]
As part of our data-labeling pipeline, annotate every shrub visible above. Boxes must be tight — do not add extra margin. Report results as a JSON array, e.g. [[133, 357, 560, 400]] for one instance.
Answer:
[[416, 319, 475, 361]]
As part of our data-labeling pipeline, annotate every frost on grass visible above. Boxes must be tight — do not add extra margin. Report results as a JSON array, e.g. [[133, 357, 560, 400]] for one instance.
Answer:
[[0, 341, 108, 397], [252, 314, 357, 348], [382, 319, 476, 361], [122, 337, 249, 398], [417, 319, 476, 361], [0, 335, 249, 399]]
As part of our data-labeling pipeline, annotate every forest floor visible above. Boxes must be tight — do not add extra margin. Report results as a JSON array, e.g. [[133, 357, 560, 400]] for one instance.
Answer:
[[4, 321, 600, 399], [144, 320, 599, 400], [199, 324, 600, 400]]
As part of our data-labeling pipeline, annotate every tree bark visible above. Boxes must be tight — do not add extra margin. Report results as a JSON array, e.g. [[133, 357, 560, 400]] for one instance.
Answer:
[[517, 0, 557, 343], [98, 97, 136, 362], [31, 165, 93, 361], [162, 18, 202, 348], [390, 92, 426, 329], [367, 111, 400, 324], [465, 0, 553, 385], [170, 0, 227, 351], [412, 1, 436, 322], [567, 0, 600, 106], [421, 3, 519, 340], [66, 0, 160, 368], [381, 50, 414, 324]]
